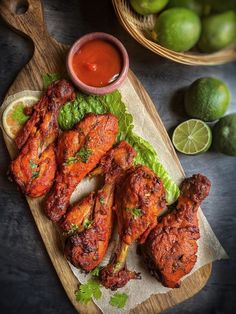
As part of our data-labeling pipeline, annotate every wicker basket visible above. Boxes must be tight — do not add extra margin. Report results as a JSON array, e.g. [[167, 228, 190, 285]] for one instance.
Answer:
[[112, 0, 236, 66]]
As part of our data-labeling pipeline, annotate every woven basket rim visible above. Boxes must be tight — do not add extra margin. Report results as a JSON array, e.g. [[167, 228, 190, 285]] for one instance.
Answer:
[[112, 0, 236, 66]]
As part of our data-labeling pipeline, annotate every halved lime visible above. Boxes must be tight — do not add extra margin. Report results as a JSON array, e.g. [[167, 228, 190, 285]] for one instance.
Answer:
[[172, 119, 212, 155]]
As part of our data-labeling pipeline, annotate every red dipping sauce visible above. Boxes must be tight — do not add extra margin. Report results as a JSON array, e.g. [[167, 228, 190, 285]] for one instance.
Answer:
[[72, 39, 122, 88]]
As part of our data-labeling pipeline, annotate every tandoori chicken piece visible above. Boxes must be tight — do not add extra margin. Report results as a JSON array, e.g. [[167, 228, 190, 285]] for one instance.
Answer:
[[60, 192, 95, 233], [15, 80, 76, 150], [64, 141, 137, 272], [10, 80, 75, 197], [61, 141, 136, 232], [44, 113, 118, 222], [141, 174, 211, 288], [100, 165, 166, 290]]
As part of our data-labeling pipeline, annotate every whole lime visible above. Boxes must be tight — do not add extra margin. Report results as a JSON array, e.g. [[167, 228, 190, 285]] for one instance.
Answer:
[[130, 0, 169, 15], [185, 77, 231, 122], [213, 113, 236, 156], [153, 8, 201, 52], [198, 11, 236, 53]]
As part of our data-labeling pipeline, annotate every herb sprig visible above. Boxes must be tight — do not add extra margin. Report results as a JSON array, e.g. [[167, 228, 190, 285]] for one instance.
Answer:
[[63, 224, 80, 236], [109, 292, 129, 309], [64, 146, 92, 165], [99, 196, 105, 205], [76, 147, 92, 163], [75, 280, 102, 304], [90, 266, 102, 277], [29, 159, 40, 179], [83, 218, 93, 229], [126, 207, 142, 218]]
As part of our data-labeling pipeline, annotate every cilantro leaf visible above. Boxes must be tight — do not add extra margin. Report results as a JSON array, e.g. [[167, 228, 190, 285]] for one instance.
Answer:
[[75, 280, 102, 304], [83, 218, 93, 229], [64, 156, 78, 165], [43, 73, 62, 89], [132, 208, 142, 217], [93, 286, 102, 300], [29, 160, 39, 179], [29, 160, 38, 169], [109, 292, 128, 309], [31, 170, 40, 179], [63, 224, 79, 236], [126, 208, 142, 218], [64, 147, 92, 166], [76, 147, 92, 163], [90, 266, 102, 277], [99, 196, 105, 205]]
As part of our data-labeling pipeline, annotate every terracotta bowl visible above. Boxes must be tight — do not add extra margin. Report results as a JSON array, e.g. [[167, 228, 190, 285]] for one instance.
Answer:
[[67, 32, 129, 95]]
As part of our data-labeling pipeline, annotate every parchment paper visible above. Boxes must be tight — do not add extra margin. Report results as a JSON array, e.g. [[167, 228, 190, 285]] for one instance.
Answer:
[[0, 80, 227, 313], [68, 78, 228, 313]]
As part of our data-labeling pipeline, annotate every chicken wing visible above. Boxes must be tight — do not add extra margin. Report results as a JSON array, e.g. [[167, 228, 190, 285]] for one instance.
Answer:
[[44, 113, 118, 222], [64, 141, 136, 272], [10, 80, 75, 197], [100, 165, 166, 290], [141, 174, 211, 288]]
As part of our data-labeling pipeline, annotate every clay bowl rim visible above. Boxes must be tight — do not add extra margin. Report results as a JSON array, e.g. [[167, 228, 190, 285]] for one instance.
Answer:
[[67, 32, 129, 95]]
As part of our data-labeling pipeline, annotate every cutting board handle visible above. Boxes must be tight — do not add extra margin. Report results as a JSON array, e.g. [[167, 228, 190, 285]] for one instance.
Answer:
[[0, 0, 67, 87], [0, 0, 50, 44]]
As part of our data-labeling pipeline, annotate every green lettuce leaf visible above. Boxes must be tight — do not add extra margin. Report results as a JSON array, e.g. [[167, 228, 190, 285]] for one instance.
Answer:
[[12, 103, 30, 125], [58, 90, 179, 204], [125, 132, 180, 204]]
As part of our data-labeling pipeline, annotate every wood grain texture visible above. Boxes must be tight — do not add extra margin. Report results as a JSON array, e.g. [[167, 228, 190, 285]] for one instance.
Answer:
[[0, 0, 211, 313]]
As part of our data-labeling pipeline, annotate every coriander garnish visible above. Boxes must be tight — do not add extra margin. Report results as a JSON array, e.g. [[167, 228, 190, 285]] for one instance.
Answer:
[[75, 279, 102, 304], [90, 266, 102, 277], [126, 207, 142, 218], [64, 146, 92, 165], [109, 292, 128, 309], [75, 146, 92, 163], [29, 159, 37, 168], [63, 223, 80, 236], [63, 156, 78, 165], [99, 196, 105, 205], [29, 160, 39, 179], [83, 218, 93, 229], [31, 170, 40, 180]]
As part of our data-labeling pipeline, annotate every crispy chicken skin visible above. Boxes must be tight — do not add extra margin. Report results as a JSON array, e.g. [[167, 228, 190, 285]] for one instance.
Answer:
[[100, 165, 166, 290], [15, 80, 75, 150], [10, 80, 75, 197], [44, 113, 118, 222], [141, 174, 211, 288], [60, 192, 95, 232], [64, 141, 136, 272]]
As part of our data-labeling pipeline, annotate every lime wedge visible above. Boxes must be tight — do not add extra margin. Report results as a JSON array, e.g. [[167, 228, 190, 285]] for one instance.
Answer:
[[1, 91, 41, 139], [172, 119, 212, 155]]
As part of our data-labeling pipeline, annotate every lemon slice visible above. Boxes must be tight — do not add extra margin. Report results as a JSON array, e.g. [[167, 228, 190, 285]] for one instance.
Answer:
[[172, 119, 212, 155], [1, 91, 42, 139]]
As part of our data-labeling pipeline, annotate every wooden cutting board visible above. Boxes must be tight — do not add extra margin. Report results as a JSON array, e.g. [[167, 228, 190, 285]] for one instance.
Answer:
[[0, 1, 211, 313]]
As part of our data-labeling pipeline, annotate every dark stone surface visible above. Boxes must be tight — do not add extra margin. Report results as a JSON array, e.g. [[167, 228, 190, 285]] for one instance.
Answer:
[[0, 1, 235, 313]]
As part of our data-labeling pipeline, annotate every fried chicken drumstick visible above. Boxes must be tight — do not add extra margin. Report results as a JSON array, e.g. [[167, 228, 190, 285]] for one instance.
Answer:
[[64, 141, 136, 272], [10, 80, 75, 197], [100, 165, 166, 290], [141, 174, 211, 288], [44, 113, 118, 222]]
